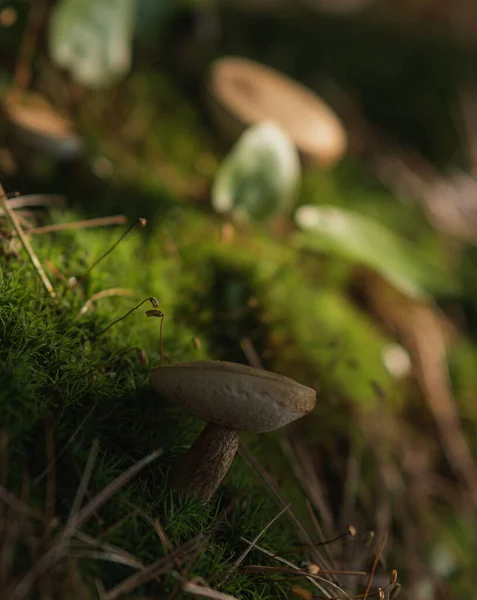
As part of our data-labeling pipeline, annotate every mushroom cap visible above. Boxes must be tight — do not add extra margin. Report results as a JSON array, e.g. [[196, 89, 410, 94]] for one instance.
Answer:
[[151, 360, 316, 433], [207, 56, 347, 167], [3, 93, 83, 158]]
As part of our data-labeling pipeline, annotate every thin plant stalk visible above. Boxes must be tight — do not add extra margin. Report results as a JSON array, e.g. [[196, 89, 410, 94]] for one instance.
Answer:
[[0, 182, 56, 298]]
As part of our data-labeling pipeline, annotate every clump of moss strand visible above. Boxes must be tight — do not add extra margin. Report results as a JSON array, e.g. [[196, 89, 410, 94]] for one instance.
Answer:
[[0, 212, 377, 599]]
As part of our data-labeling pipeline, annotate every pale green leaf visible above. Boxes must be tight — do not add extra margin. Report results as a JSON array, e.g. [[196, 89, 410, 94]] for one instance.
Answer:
[[212, 121, 301, 222], [295, 204, 459, 298], [49, 0, 136, 88]]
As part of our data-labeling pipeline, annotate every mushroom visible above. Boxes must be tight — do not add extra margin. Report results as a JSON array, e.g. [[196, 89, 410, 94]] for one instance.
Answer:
[[151, 360, 316, 500], [2, 92, 83, 159], [206, 56, 347, 167]]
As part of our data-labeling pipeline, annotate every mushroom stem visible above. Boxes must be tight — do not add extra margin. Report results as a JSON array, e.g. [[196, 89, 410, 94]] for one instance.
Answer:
[[173, 423, 239, 500]]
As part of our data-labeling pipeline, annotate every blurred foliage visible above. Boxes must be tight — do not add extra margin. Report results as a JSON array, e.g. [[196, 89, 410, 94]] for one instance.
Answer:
[[294, 203, 459, 298]]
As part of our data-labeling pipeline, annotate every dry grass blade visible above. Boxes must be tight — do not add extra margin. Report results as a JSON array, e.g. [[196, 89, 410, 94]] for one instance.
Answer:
[[34, 403, 98, 485], [280, 436, 334, 536], [238, 565, 366, 578], [67, 448, 162, 533], [362, 533, 387, 600], [304, 500, 339, 577], [0, 182, 56, 298], [74, 288, 135, 320], [240, 337, 264, 369], [238, 442, 330, 569], [239, 538, 336, 598], [102, 535, 206, 600], [220, 503, 291, 584], [10, 448, 162, 600], [123, 500, 173, 553], [28, 215, 128, 235], [72, 531, 144, 571], [69, 549, 144, 570], [183, 580, 240, 599], [0, 194, 66, 213], [0, 486, 43, 521], [65, 439, 99, 532]]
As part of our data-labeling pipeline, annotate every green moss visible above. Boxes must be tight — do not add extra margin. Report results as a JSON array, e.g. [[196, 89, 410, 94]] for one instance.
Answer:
[[0, 213, 327, 599]]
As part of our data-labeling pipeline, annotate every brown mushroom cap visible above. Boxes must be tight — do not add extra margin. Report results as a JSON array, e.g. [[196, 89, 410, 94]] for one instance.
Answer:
[[151, 360, 316, 433], [3, 93, 83, 158], [207, 56, 347, 167]]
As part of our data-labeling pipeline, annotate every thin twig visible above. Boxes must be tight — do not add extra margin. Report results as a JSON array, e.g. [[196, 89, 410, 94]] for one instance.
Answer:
[[273, 531, 350, 558], [0, 182, 56, 298], [239, 538, 334, 598], [72, 531, 144, 571], [65, 440, 100, 532], [33, 403, 98, 485], [11, 449, 162, 600], [28, 215, 127, 235], [238, 565, 366, 578], [0, 183, 56, 298], [240, 337, 264, 369], [102, 535, 205, 600], [362, 533, 387, 600], [220, 503, 291, 584], [0, 486, 43, 521], [0, 194, 66, 214], [183, 580, 240, 600], [238, 442, 330, 569]]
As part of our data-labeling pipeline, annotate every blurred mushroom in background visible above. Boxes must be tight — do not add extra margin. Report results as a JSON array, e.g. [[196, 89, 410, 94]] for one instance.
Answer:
[[3, 92, 83, 160], [206, 56, 348, 168]]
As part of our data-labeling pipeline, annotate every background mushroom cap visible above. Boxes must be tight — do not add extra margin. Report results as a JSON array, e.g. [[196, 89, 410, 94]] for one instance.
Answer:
[[151, 360, 316, 432], [3, 93, 83, 158], [207, 56, 347, 167]]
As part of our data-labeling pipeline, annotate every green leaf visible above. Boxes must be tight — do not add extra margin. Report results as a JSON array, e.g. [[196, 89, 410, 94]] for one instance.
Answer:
[[212, 121, 301, 222], [48, 0, 136, 88], [294, 204, 459, 298]]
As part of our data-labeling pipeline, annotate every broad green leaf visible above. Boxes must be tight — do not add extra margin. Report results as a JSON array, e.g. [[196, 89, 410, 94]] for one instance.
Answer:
[[212, 121, 301, 222], [295, 204, 459, 298], [49, 0, 136, 88]]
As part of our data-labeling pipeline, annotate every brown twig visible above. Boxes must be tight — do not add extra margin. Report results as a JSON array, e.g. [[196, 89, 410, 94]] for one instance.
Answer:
[[28, 215, 127, 235], [0, 182, 56, 298], [102, 535, 205, 600], [362, 533, 387, 600], [239, 537, 343, 598], [220, 503, 291, 584], [183, 580, 240, 600], [11, 448, 162, 600], [0, 195, 66, 214], [240, 337, 264, 369], [238, 565, 367, 578]]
